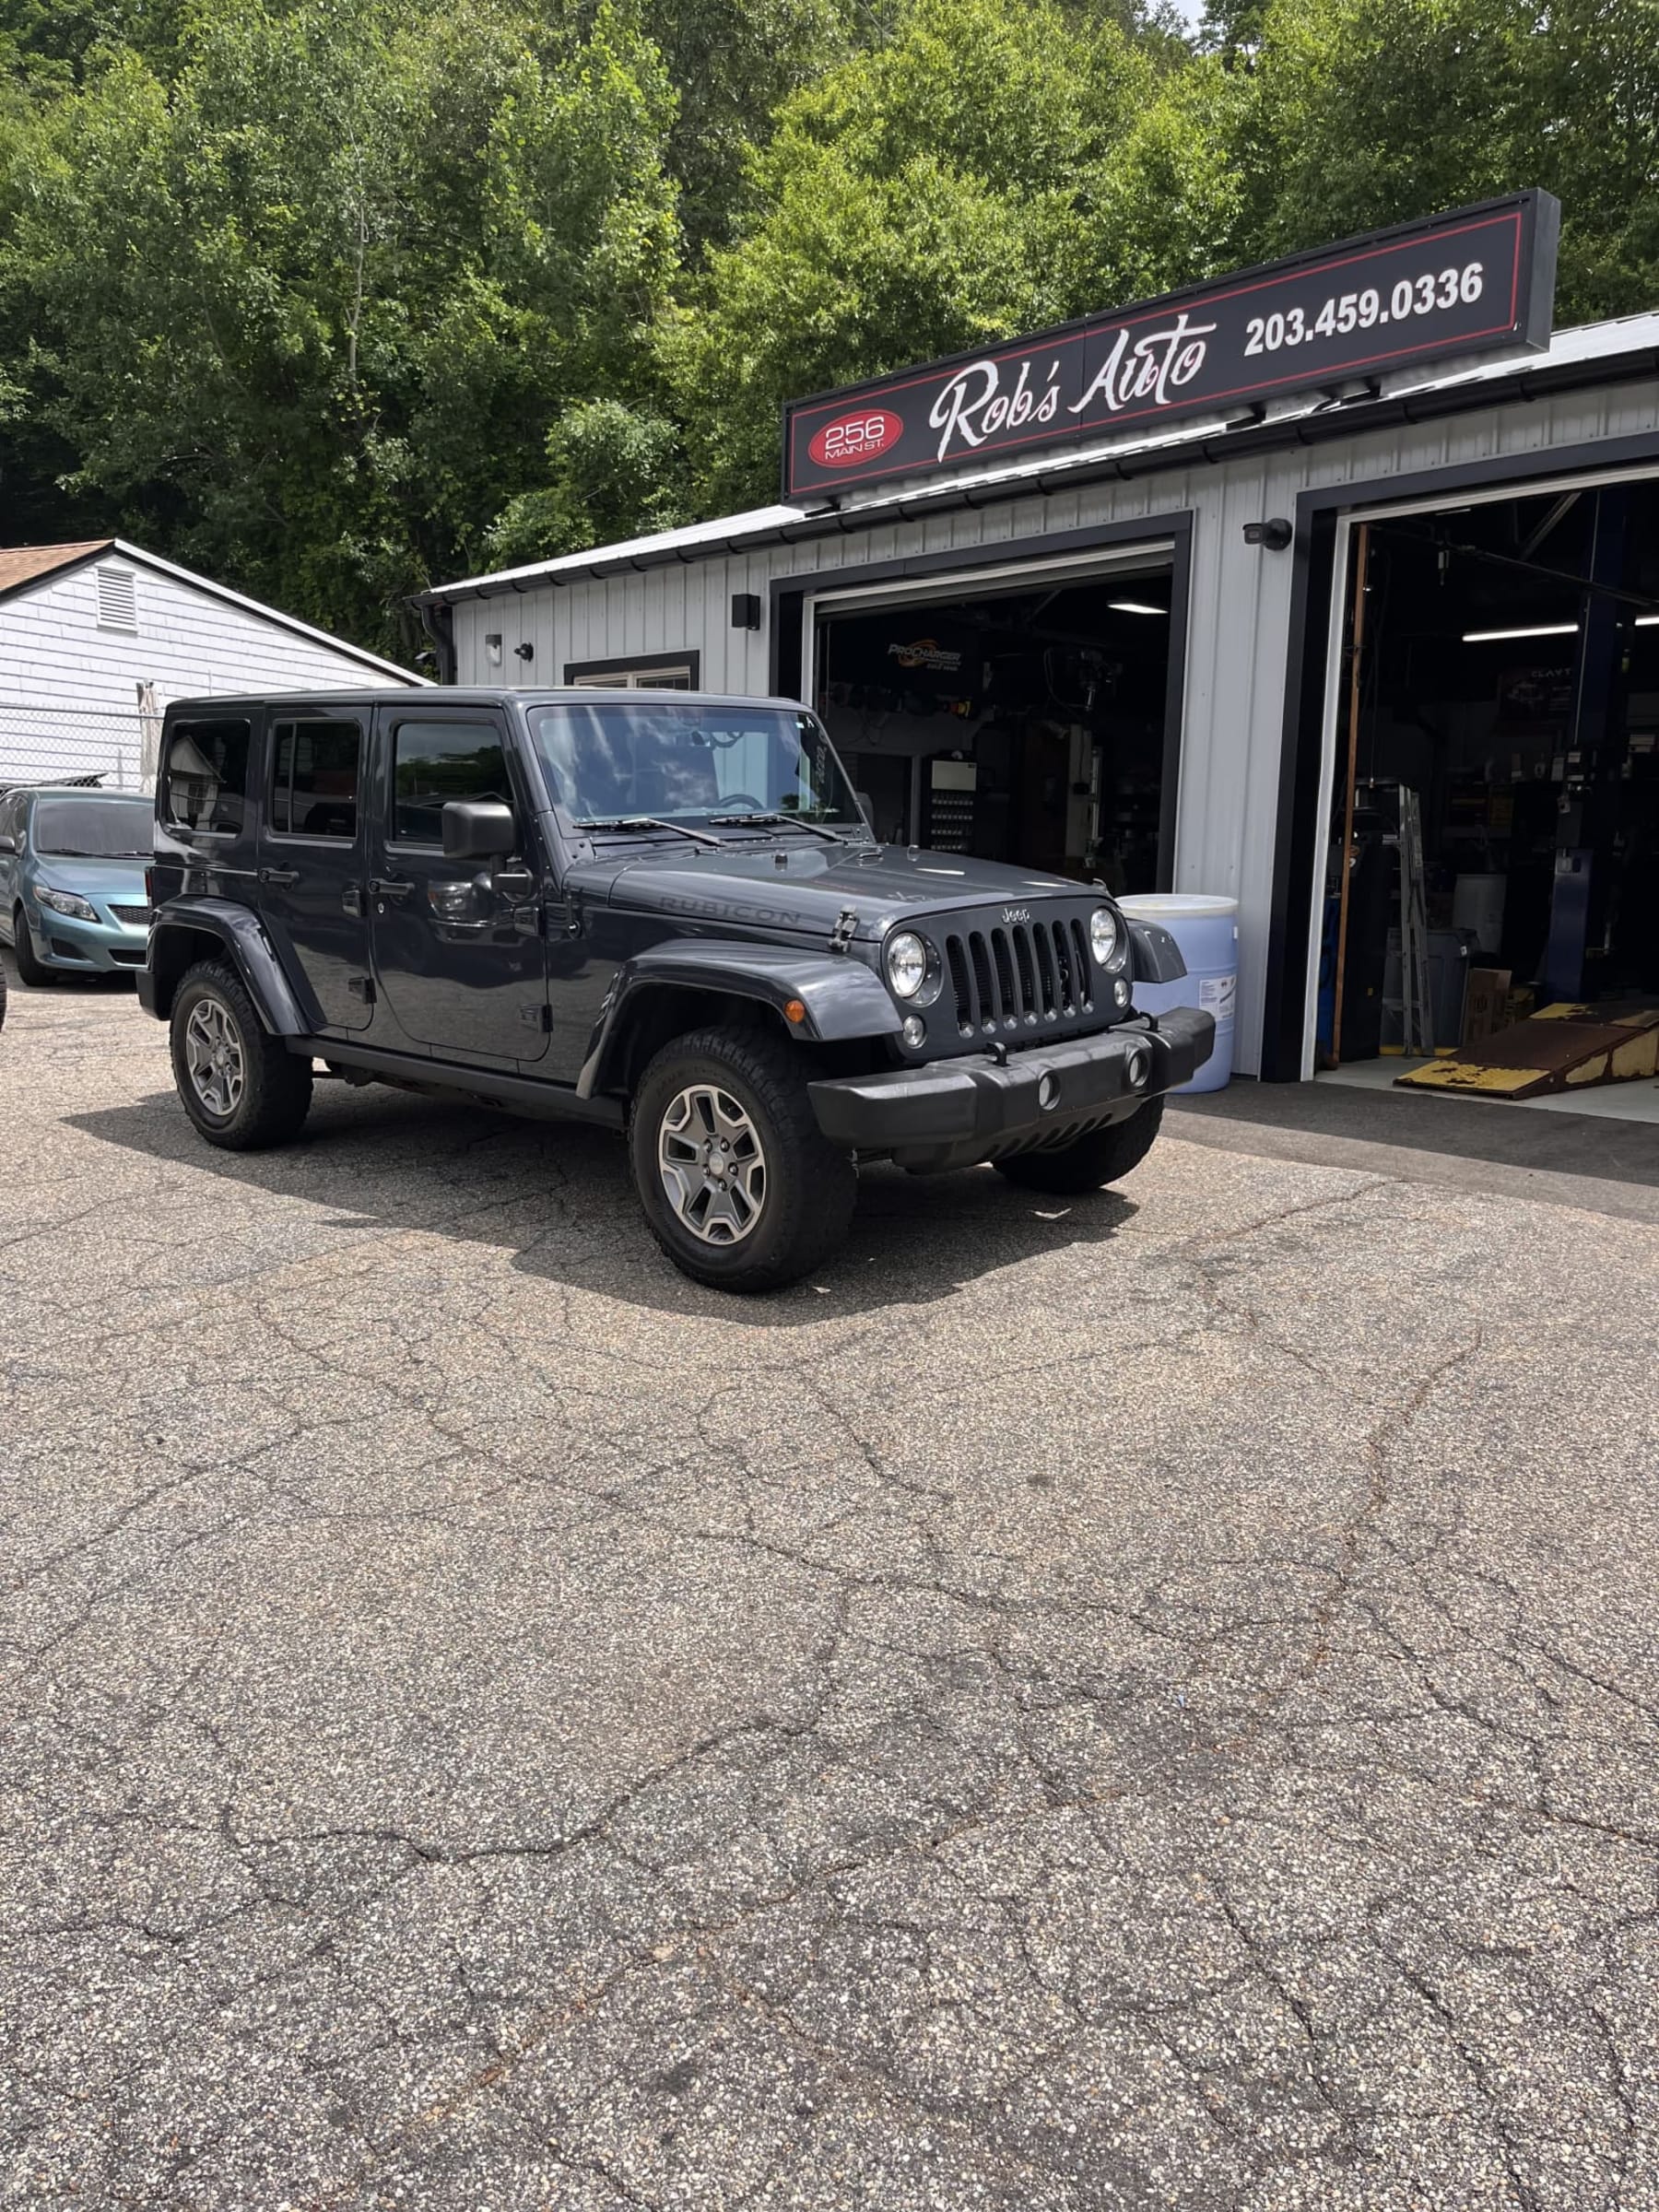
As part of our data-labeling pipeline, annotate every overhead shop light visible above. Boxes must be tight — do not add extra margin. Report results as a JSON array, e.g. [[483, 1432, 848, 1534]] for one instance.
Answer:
[[1462, 622, 1580, 643], [1109, 600, 1167, 616]]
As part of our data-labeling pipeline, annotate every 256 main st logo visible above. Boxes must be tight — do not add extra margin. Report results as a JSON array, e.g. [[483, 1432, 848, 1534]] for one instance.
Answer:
[[807, 408, 903, 469]]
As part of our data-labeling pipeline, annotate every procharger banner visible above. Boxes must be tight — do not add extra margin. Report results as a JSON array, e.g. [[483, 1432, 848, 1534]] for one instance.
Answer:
[[783, 194, 1559, 501]]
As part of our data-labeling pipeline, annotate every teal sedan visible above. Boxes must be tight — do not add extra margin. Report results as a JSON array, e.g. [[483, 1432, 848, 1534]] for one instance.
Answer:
[[0, 786, 154, 983]]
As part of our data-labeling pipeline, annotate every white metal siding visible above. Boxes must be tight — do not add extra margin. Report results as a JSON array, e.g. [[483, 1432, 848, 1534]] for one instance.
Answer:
[[449, 376, 1659, 1075], [0, 557, 419, 787]]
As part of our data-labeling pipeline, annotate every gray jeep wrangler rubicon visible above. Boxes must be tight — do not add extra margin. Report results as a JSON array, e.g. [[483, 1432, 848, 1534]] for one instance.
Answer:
[[140, 688, 1213, 1290]]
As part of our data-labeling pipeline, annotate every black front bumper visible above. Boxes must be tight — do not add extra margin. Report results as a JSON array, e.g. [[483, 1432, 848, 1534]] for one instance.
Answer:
[[808, 1005, 1215, 1170]]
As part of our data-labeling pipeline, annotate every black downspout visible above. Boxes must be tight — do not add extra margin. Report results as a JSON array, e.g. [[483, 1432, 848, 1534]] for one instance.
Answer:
[[415, 596, 457, 685]]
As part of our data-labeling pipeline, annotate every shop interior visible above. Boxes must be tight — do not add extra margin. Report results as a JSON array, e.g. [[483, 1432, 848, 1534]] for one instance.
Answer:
[[813, 562, 1176, 893], [1320, 476, 1659, 1113]]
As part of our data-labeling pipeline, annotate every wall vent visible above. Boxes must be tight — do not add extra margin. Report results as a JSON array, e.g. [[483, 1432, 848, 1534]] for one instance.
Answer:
[[96, 566, 137, 633]]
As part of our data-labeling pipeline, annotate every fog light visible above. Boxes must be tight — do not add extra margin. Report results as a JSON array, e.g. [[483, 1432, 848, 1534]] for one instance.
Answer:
[[901, 1014, 926, 1048], [1112, 976, 1129, 1006], [1038, 1072, 1059, 1110], [1126, 1050, 1147, 1088]]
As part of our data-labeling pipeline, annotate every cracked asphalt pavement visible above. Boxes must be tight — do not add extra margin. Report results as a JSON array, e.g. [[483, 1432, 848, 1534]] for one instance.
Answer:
[[4, 966, 1659, 2211]]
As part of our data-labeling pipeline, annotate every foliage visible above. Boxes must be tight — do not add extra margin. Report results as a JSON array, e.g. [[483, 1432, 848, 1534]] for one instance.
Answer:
[[0, 0, 680, 651], [2, 0, 1656, 652], [661, 0, 1163, 510], [484, 398, 690, 566], [1241, 0, 1659, 323]]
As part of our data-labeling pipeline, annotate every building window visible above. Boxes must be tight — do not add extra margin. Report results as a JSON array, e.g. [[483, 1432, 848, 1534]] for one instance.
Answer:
[[96, 566, 138, 633], [160, 718, 252, 835], [270, 717, 363, 839], [563, 651, 700, 690]]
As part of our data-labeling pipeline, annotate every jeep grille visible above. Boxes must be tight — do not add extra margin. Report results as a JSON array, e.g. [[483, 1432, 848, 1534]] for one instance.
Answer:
[[941, 913, 1096, 1039]]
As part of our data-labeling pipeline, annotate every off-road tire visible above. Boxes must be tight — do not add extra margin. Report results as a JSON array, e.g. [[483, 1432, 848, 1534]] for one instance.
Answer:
[[994, 1094, 1166, 1195], [170, 959, 313, 1150], [12, 906, 53, 987], [629, 1024, 857, 1292]]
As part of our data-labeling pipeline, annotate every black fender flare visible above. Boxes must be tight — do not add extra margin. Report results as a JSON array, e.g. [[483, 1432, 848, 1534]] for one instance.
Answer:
[[1127, 919, 1187, 985], [577, 939, 902, 1100], [144, 898, 308, 1035]]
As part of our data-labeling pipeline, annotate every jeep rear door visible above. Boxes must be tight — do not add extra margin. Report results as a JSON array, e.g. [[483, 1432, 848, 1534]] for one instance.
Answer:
[[257, 704, 374, 1032], [366, 703, 550, 1065]]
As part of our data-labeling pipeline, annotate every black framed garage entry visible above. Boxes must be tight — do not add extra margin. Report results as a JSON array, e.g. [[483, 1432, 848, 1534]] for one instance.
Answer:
[[770, 517, 1193, 896], [1265, 438, 1659, 1082]]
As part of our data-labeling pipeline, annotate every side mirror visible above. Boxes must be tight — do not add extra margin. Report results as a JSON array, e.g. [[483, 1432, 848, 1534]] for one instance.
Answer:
[[441, 799, 516, 864]]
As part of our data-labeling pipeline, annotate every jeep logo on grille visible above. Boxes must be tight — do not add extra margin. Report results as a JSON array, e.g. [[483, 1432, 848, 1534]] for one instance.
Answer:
[[1001, 905, 1030, 924]]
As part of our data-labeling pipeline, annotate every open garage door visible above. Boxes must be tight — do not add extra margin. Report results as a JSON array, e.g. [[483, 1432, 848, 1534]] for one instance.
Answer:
[[1312, 468, 1659, 1111], [808, 543, 1183, 894]]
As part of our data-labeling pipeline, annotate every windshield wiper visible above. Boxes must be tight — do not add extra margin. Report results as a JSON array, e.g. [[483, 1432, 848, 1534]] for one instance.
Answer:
[[707, 813, 854, 843], [575, 816, 724, 848]]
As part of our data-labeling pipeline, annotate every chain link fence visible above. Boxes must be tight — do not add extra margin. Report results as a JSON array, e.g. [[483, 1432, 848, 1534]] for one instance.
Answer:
[[0, 704, 155, 792]]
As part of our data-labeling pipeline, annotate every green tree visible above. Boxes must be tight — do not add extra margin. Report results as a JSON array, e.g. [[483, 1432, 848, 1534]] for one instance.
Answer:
[[484, 396, 690, 565], [661, 0, 1246, 512], [1240, 0, 1659, 322], [0, 0, 681, 650]]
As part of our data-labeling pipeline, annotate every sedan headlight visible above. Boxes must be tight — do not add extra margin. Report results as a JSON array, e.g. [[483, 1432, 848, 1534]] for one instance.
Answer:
[[1088, 905, 1120, 967], [37, 887, 100, 924], [885, 930, 929, 999]]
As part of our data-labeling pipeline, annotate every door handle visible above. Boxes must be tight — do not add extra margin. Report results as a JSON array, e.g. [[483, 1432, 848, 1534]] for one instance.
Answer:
[[259, 865, 300, 887], [368, 877, 414, 901]]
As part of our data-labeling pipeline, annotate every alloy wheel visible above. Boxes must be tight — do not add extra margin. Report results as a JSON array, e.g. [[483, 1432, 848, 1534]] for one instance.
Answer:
[[183, 997, 245, 1118], [657, 1083, 767, 1245]]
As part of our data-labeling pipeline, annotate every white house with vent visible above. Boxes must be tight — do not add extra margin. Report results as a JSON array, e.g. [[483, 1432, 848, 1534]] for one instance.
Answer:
[[0, 538, 425, 789]]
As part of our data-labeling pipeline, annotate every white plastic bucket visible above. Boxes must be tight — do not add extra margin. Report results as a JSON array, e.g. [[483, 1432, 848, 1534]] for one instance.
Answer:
[[1117, 893, 1238, 1094]]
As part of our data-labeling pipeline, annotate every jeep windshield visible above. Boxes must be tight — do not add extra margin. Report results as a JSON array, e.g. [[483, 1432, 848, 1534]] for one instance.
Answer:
[[529, 700, 870, 842]]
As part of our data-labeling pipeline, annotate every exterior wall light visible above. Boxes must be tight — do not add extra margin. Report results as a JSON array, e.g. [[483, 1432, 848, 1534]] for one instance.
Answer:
[[731, 593, 762, 631], [485, 633, 503, 665], [513, 641, 534, 661]]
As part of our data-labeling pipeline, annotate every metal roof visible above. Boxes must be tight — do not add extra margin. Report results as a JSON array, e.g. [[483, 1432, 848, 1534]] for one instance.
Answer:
[[421, 309, 1659, 604]]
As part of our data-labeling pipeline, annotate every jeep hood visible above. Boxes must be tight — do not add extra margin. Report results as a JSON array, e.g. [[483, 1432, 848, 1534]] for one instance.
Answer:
[[569, 841, 1094, 942]]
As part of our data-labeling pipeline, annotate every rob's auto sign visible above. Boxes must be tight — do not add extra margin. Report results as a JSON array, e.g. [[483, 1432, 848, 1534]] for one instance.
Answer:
[[783, 194, 1558, 500]]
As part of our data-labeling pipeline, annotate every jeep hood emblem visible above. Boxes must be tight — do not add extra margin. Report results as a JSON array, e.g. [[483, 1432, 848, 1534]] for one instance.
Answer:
[[1002, 905, 1030, 924]]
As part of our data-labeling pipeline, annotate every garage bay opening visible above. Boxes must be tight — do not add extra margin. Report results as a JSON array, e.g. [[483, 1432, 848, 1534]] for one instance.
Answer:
[[812, 555, 1180, 894], [1319, 476, 1659, 1106]]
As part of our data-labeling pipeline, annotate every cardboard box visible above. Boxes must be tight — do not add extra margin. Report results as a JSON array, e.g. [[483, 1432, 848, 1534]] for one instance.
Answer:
[[1464, 967, 1513, 1046]]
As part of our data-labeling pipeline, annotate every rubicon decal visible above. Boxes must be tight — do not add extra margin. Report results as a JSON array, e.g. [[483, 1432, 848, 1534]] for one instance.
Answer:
[[785, 193, 1558, 498], [807, 409, 904, 470]]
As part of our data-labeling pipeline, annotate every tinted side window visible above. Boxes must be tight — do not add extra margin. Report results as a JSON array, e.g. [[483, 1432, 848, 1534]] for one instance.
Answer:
[[392, 720, 510, 844], [161, 718, 252, 834], [271, 718, 362, 838]]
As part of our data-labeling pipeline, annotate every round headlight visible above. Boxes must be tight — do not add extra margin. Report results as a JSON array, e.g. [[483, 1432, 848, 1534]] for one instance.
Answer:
[[885, 930, 928, 999], [1088, 905, 1119, 967]]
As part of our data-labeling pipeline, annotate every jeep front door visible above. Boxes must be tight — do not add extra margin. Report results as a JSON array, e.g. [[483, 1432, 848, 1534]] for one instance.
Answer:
[[258, 707, 373, 1032], [368, 706, 549, 1064]]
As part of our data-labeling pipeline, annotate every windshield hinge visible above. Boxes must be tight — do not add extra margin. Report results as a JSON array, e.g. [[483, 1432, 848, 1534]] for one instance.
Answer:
[[829, 907, 858, 954]]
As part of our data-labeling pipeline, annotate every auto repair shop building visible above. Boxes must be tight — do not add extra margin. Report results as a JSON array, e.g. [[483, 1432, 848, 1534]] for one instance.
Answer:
[[417, 194, 1659, 1081]]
